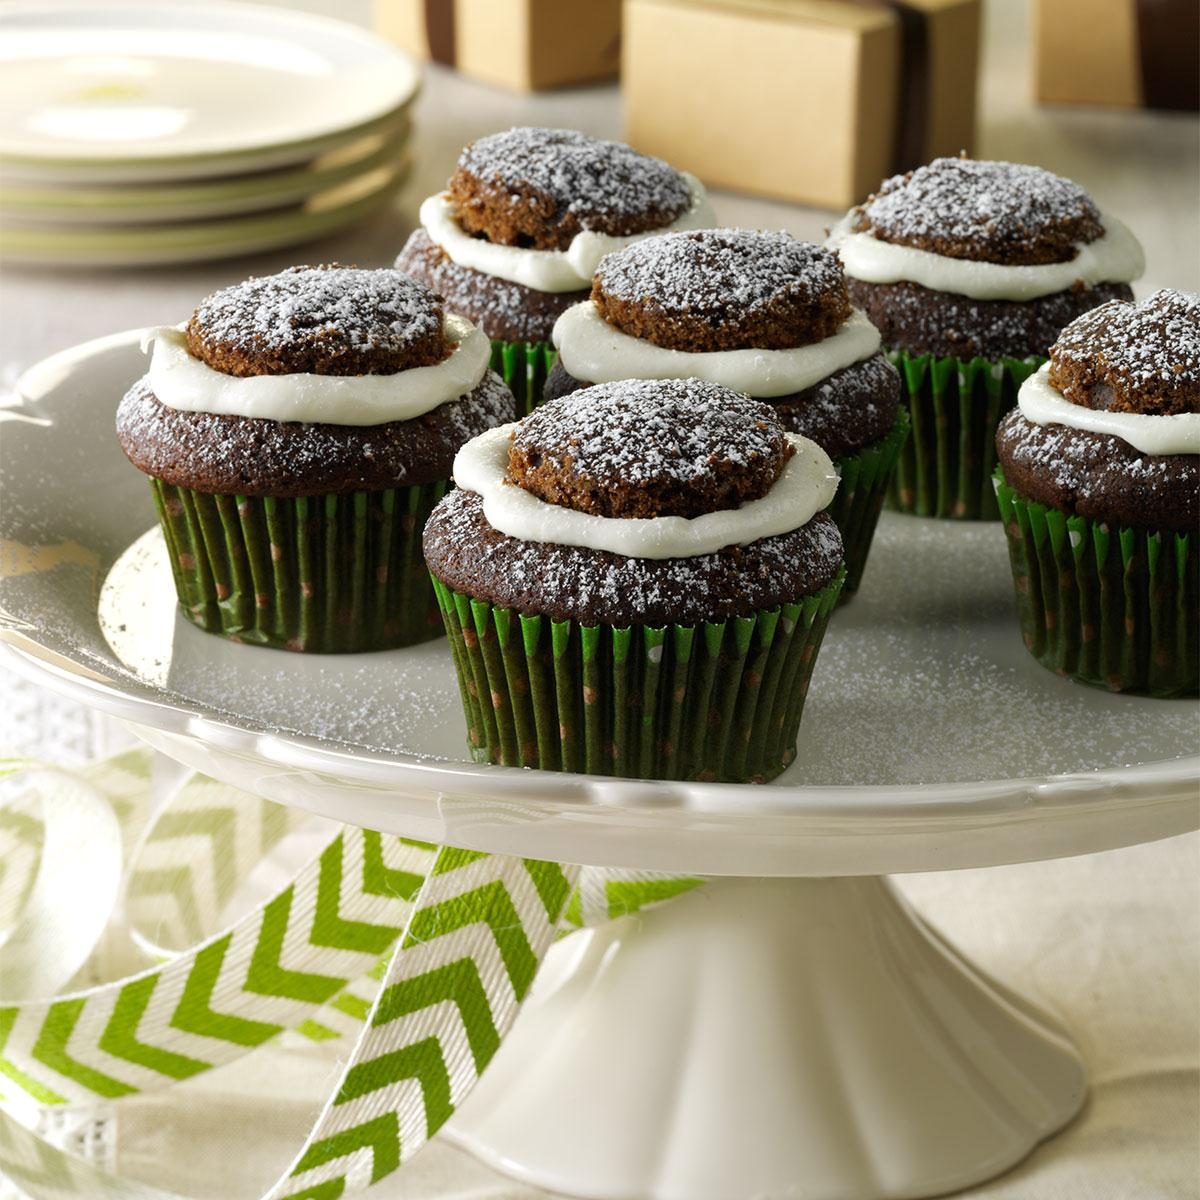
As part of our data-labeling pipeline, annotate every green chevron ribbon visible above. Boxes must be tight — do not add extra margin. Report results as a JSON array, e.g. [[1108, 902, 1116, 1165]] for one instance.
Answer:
[[0, 750, 702, 1200]]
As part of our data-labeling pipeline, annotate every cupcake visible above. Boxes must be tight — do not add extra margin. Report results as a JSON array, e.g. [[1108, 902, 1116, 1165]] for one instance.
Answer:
[[424, 378, 845, 782], [116, 265, 515, 653], [395, 127, 714, 415], [994, 289, 1198, 696], [544, 229, 905, 597], [827, 157, 1145, 519]]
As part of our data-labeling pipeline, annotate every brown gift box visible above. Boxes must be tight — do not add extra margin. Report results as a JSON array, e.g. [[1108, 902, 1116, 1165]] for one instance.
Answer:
[[1034, 0, 1199, 111], [623, 0, 980, 210], [375, 0, 622, 91]]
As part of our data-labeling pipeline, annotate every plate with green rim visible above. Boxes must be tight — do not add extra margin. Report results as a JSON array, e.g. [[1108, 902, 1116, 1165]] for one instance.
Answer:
[[0, 0, 421, 182], [0, 154, 412, 267], [0, 121, 411, 225]]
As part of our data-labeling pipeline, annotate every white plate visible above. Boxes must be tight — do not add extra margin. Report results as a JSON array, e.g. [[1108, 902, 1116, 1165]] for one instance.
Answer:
[[0, 106, 416, 185], [0, 0, 420, 168], [0, 155, 409, 266], [0, 122, 410, 225], [1, 332, 1197, 874]]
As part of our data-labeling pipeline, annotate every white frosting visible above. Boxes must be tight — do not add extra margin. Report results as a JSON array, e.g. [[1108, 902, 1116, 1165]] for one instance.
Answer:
[[418, 173, 715, 294], [826, 211, 1145, 302], [453, 426, 839, 560], [143, 315, 491, 426], [552, 304, 881, 398], [1017, 363, 1200, 455]]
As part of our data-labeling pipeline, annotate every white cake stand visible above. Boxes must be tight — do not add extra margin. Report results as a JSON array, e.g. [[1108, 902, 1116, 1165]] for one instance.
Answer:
[[2, 332, 1198, 1200]]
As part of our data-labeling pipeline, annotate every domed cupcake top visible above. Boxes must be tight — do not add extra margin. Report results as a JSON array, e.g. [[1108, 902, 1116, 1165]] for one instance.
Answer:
[[449, 127, 693, 251], [186, 265, 449, 377], [1048, 289, 1200, 416], [592, 230, 851, 352], [852, 158, 1104, 266], [508, 378, 792, 519], [452, 379, 839, 564], [1013, 288, 1200, 461]]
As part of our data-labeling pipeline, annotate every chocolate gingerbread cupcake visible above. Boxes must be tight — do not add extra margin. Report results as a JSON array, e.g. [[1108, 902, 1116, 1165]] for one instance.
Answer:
[[395, 127, 714, 415], [117, 265, 515, 652], [545, 229, 905, 596], [424, 379, 846, 781], [994, 289, 1198, 696], [827, 157, 1144, 519]]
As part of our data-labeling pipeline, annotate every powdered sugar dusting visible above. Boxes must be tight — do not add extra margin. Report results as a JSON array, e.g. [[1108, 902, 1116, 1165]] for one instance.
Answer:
[[457, 128, 691, 230], [596, 229, 845, 316], [191, 266, 444, 363], [857, 158, 1103, 265], [512, 379, 787, 492], [1052, 288, 1200, 411]]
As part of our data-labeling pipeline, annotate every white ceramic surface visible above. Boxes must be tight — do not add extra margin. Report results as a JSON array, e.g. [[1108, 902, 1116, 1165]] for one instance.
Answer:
[[0, 123, 410, 225], [448, 876, 1087, 1200], [1, 331, 1196, 874], [0, 159, 409, 266], [0, 1, 421, 168]]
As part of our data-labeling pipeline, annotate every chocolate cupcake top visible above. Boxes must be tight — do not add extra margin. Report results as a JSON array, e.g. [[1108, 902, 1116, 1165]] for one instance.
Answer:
[[1048, 289, 1200, 416], [827, 157, 1144, 303], [409, 128, 715, 306], [548, 229, 899, 457], [553, 229, 882, 399], [135, 265, 496, 427], [853, 158, 1104, 266], [591, 229, 851, 352], [425, 379, 843, 625], [118, 265, 514, 494], [508, 379, 793, 518], [996, 289, 1200, 530], [186, 266, 449, 377], [451, 127, 693, 250]]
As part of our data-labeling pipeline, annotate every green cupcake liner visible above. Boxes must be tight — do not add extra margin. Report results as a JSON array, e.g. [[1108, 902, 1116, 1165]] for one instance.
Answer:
[[150, 479, 449, 653], [431, 571, 844, 782], [888, 350, 1043, 520], [830, 408, 911, 598], [491, 339, 557, 417], [995, 470, 1198, 697]]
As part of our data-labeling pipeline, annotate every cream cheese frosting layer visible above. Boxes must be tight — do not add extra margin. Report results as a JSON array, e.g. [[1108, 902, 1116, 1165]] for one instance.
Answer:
[[454, 426, 839, 559], [418, 173, 715, 294], [143, 315, 491, 427], [552, 304, 881, 398], [1018, 363, 1200, 456], [825, 211, 1145, 302]]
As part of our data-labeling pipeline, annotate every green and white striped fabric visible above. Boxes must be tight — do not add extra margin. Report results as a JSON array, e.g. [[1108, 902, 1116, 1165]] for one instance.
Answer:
[[0, 749, 702, 1200]]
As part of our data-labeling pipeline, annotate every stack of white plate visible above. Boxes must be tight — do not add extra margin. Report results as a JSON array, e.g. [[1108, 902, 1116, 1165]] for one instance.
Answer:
[[0, 1, 421, 267]]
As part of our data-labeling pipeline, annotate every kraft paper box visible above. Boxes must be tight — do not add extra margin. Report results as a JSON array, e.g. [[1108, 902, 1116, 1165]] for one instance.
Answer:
[[624, 0, 980, 210], [375, 0, 622, 91], [1034, 0, 1199, 111]]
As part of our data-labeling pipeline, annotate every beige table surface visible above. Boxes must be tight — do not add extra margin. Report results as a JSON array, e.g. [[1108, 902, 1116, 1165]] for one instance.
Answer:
[[1, 1, 1197, 1198]]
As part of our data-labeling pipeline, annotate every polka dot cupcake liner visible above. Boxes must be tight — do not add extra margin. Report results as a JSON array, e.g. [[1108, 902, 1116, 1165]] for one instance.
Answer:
[[888, 350, 1044, 520], [490, 339, 557, 417], [995, 470, 1198, 697], [829, 407, 910, 599], [149, 479, 449, 652], [430, 571, 845, 782]]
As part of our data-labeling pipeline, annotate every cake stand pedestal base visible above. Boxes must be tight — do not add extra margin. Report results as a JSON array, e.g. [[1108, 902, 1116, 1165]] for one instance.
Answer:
[[447, 876, 1086, 1200]]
